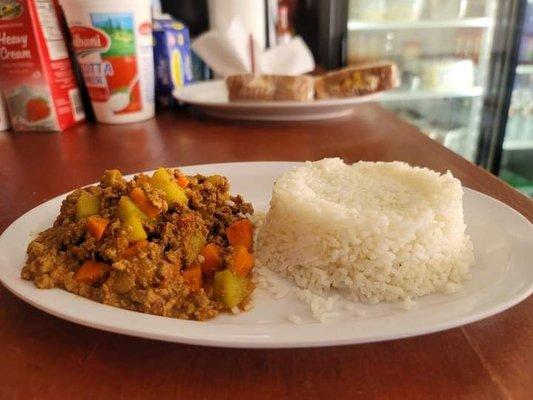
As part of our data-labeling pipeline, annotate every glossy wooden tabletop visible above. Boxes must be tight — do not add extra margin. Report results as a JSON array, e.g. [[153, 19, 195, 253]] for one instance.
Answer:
[[0, 105, 531, 400]]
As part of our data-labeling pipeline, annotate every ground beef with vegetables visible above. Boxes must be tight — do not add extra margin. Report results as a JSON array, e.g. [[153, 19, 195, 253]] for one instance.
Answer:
[[21, 167, 255, 321]]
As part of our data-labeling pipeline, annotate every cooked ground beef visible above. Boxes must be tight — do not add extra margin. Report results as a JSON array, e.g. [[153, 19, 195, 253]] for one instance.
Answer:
[[21, 168, 255, 321]]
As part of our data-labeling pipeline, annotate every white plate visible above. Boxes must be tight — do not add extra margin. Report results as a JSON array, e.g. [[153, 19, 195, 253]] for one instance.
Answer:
[[0, 162, 532, 348], [173, 80, 380, 121]]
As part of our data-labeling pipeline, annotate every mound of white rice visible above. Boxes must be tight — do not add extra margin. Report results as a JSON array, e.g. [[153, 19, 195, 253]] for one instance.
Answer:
[[256, 158, 474, 304]]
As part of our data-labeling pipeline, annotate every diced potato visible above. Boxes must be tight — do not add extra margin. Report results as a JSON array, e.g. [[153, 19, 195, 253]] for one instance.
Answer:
[[125, 215, 147, 241], [151, 168, 172, 184], [118, 196, 147, 221], [152, 168, 188, 205], [165, 182, 188, 205], [184, 231, 206, 266], [118, 196, 147, 241], [213, 269, 251, 309], [76, 191, 100, 220]]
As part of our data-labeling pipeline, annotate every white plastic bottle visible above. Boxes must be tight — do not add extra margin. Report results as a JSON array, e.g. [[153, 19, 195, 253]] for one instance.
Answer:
[[60, 0, 155, 124]]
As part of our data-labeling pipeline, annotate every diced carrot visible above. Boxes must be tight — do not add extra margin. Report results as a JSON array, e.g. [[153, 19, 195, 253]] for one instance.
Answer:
[[86, 215, 109, 241], [74, 260, 111, 284], [226, 219, 253, 252], [122, 240, 148, 258], [182, 263, 202, 292], [177, 175, 189, 188], [229, 245, 254, 277], [130, 187, 161, 219], [200, 243, 222, 276]]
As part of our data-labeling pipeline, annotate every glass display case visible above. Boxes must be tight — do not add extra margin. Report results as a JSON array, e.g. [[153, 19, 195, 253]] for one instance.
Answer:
[[346, 0, 498, 162], [499, 0, 533, 195]]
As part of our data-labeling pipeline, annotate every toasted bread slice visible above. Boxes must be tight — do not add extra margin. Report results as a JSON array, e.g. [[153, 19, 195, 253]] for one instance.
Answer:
[[226, 74, 315, 102], [315, 62, 399, 99]]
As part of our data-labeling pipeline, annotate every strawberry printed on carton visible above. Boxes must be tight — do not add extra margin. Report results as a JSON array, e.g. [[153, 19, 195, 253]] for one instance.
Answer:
[[6, 86, 56, 130], [26, 97, 50, 122]]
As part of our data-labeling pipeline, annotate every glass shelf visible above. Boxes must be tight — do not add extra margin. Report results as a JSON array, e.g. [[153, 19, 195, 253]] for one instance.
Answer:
[[380, 87, 483, 101], [516, 64, 533, 75], [347, 17, 493, 31], [503, 140, 533, 151]]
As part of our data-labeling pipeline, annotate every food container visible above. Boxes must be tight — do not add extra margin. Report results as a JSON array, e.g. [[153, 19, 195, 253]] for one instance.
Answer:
[[384, 0, 424, 21], [349, 0, 424, 22], [60, 0, 155, 124], [0, 0, 85, 131], [153, 17, 193, 107], [349, 0, 386, 21], [420, 58, 474, 91], [0, 92, 10, 131], [429, 0, 468, 20]]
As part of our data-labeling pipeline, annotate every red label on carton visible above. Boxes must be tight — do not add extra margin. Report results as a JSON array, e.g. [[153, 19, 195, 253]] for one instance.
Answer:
[[0, 0, 85, 131], [70, 25, 110, 56]]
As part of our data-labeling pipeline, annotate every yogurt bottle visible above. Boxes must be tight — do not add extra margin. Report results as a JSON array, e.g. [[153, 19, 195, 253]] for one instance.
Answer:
[[60, 0, 155, 124]]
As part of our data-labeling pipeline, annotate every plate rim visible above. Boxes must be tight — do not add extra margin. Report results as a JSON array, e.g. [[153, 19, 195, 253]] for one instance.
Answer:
[[0, 161, 532, 348]]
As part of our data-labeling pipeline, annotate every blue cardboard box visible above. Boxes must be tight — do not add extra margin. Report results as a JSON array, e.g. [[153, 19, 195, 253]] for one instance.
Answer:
[[153, 17, 193, 107]]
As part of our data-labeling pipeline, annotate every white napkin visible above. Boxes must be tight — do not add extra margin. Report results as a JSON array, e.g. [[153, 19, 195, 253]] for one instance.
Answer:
[[191, 18, 315, 77]]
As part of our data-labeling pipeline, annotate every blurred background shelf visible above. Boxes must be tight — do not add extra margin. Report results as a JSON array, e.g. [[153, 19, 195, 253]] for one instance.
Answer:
[[503, 140, 533, 151], [344, 0, 499, 164], [347, 17, 493, 31], [516, 64, 533, 74]]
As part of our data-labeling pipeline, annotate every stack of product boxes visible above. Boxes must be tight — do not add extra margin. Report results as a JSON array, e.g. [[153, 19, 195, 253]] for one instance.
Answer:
[[0, 0, 85, 131], [0, 0, 198, 132]]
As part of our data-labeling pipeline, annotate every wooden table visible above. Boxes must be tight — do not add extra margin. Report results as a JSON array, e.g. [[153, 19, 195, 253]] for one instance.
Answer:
[[0, 105, 531, 400]]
